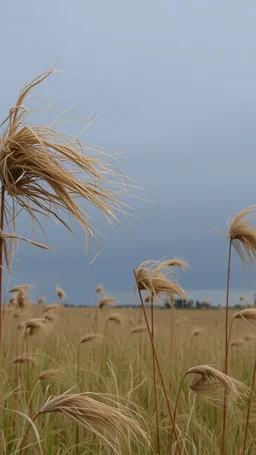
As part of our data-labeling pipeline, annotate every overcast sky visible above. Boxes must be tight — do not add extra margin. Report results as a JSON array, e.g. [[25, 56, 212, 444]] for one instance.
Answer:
[[1, 1, 256, 306]]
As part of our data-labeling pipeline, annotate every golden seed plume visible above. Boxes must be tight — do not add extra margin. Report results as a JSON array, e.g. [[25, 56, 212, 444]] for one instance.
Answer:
[[9, 284, 32, 293], [227, 206, 256, 264], [99, 296, 117, 309], [43, 313, 56, 323], [24, 318, 46, 336], [96, 285, 104, 294], [135, 260, 188, 301], [80, 334, 104, 344], [39, 369, 61, 380], [16, 289, 30, 311], [186, 365, 248, 403], [37, 392, 149, 448], [107, 313, 122, 324], [233, 308, 256, 325], [13, 354, 36, 365], [0, 70, 131, 263], [56, 286, 66, 300]]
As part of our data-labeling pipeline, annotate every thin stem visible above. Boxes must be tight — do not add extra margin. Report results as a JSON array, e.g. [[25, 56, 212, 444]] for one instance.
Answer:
[[17, 412, 40, 455], [98, 320, 108, 388], [221, 239, 232, 455], [77, 343, 81, 385], [243, 358, 256, 454], [25, 332, 32, 416], [169, 374, 187, 453], [139, 306, 142, 406], [133, 271, 182, 455], [151, 295, 161, 455], [0, 186, 5, 356]]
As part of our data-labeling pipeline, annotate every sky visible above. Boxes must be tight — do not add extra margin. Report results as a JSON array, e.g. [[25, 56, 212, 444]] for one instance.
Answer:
[[1, 1, 256, 306]]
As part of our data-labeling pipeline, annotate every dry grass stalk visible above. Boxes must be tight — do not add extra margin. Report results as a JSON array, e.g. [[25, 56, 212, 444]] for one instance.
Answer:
[[18, 392, 149, 454], [187, 365, 248, 403]]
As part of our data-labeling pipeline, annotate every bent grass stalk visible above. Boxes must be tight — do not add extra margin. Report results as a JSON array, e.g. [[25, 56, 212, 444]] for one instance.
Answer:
[[133, 270, 182, 455]]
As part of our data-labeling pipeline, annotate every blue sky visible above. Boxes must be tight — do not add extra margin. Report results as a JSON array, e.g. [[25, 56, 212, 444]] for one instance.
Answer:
[[1, 1, 256, 306]]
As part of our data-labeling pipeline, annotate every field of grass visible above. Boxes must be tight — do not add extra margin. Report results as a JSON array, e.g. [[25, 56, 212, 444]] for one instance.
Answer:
[[1, 300, 256, 455]]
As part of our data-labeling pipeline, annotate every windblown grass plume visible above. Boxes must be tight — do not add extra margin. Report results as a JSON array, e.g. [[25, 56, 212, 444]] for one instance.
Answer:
[[9, 284, 33, 293], [24, 318, 46, 336], [0, 70, 131, 256], [135, 259, 188, 300], [43, 304, 61, 313], [18, 392, 149, 454], [99, 296, 117, 309], [233, 308, 256, 325], [80, 334, 103, 344], [96, 285, 104, 294], [107, 313, 122, 324], [16, 289, 30, 311], [56, 286, 66, 300], [13, 354, 36, 365], [227, 206, 256, 264], [186, 365, 248, 404], [39, 369, 61, 381]]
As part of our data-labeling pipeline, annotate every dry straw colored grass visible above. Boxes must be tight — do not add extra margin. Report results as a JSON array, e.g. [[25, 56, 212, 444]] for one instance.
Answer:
[[0, 69, 131, 267], [187, 365, 249, 404], [227, 206, 256, 264]]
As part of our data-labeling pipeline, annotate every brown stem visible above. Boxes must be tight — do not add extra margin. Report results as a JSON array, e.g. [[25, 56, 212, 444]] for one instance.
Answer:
[[169, 374, 187, 453], [243, 358, 256, 454], [77, 343, 81, 385], [98, 320, 108, 388], [139, 305, 142, 406], [151, 295, 161, 455], [221, 239, 232, 455], [133, 270, 182, 455], [0, 186, 5, 356], [25, 333, 32, 416], [17, 412, 40, 455]]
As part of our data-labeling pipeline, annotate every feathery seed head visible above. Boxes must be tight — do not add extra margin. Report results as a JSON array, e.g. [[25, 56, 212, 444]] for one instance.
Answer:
[[99, 296, 117, 309], [227, 206, 256, 264]]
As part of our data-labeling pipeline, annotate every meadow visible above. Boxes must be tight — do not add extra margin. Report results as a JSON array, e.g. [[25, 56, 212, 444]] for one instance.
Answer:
[[1, 288, 256, 455]]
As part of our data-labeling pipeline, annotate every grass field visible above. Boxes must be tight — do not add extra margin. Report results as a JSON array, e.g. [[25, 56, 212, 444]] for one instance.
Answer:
[[1, 301, 255, 455]]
